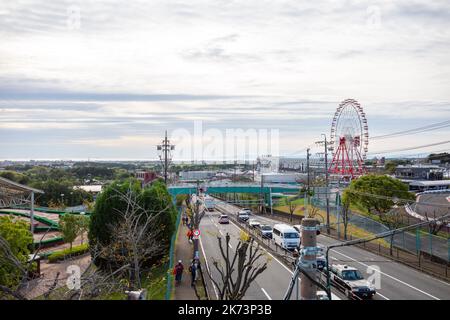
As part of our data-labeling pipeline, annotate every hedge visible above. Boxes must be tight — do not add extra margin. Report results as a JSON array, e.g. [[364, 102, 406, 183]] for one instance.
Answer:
[[47, 243, 89, 263]]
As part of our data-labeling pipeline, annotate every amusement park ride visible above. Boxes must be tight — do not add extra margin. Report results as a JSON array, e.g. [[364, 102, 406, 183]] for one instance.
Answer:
[[328, 99, 369, 179]]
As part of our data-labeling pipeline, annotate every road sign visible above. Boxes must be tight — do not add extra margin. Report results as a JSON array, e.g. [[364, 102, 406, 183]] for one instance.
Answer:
[[193, 229, 200, 239]]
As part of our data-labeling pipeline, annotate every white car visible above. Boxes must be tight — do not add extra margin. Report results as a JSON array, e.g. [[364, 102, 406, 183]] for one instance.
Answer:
[[248, 219, 261, 228]]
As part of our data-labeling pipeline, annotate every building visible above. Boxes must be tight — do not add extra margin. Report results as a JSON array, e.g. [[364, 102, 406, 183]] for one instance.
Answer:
[[135, 171, 159, 186], [261, 173, 304, 184], [407, 180, 450, 192], [395, 164, 445, 181], [178, 170, 216, 181]]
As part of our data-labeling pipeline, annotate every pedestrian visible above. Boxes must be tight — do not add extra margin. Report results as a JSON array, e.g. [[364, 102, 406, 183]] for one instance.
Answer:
[[184, 216, 189, 226], [182, 215, 186, 226], [189, 259, 198, 287], [174, 260, 184, 285], [187, 229, 193, 242]]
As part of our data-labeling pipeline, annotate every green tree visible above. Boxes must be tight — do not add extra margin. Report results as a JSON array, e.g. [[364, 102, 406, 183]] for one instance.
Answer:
[[89, 178, 177, 269], [343, 175, 414, 215], [343, 175, 415, 254], [0, 216, 33, 289], [60, 214, 81, 251]]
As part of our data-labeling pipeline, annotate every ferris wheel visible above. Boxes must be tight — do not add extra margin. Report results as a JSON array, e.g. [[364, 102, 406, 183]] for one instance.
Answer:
[[329, 99, 369, 177]]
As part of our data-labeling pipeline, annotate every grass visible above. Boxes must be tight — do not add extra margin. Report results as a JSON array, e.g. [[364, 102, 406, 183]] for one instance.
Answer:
[[273, 197, 305, 207]]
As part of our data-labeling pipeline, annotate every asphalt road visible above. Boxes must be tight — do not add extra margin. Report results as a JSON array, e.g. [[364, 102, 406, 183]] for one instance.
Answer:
[[204, 200, 450, 300], [199, 208, 344, 300]]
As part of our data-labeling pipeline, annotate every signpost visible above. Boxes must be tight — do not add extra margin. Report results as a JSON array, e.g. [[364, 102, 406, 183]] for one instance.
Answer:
[[193, 229, 201, 240]]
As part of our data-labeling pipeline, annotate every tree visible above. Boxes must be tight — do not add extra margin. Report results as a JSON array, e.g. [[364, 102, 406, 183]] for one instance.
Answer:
[[208, 233, 268, 300], [78, 215, 90, 245], [101, 187, 163, 289], [287, 197, 299, 223], [89, 178, 177, 268], [186, 195, 206, 259], [343, 175, 415, 215], [424, 210, 448, 235], [343, 175, 415, 254], [60, 214, 80, 251], [340, 197, 350, 240], [0, 216, 33, 291]]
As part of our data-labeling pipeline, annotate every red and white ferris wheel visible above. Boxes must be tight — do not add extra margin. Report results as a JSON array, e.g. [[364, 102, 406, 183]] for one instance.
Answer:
[[329, 99, 369, 178]]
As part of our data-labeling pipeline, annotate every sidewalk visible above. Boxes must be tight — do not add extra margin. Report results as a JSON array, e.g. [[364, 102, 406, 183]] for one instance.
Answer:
[[174, 222, 198, 300]]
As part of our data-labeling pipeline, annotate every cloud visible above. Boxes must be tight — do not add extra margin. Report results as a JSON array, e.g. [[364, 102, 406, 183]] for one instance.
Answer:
[[0, 1, 449, 159]]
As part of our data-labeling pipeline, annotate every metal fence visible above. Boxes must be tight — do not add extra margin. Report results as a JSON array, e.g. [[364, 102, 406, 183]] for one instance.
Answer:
[[311, 190, 450, 263]]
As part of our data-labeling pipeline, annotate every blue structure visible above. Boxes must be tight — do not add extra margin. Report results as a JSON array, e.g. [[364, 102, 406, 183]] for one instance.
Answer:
[[168, 184, 300, 197]]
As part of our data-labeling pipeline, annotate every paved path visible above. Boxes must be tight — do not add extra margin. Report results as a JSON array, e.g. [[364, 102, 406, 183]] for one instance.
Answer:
[[174, 222, 198, 300]]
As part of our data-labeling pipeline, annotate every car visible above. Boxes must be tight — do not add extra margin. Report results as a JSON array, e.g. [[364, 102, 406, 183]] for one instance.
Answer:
[[316, 245, 327, 271], [240, 208, 252, 214], [237, 210, 250, 222], [248, 219, 261, 228], [257, 224, 273, 238], [330, 264, 376, 299], [218, 214, 229, 224], [272, 224, 300, 250]]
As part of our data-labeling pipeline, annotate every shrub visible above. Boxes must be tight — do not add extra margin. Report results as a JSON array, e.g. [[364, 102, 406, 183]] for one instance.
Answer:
[[47, 243, 89, 263]]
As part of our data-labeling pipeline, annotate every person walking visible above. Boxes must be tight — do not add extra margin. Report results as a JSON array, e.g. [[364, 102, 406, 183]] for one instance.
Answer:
[[189, 259, 198, 287], [187, 229, 193, 242], [174, 260, 184, 285]]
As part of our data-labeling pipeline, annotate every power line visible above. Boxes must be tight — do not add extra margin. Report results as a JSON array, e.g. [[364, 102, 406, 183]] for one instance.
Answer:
[[345, 189, 450, 208], [368, 140, 450, 155], [371, 120, 450, 140]]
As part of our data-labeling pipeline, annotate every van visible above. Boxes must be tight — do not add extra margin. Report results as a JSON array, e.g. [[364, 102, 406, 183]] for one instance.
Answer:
[[272, 224, 300, 250]]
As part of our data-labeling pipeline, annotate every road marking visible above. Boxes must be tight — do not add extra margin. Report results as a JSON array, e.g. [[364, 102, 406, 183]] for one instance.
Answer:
[[219, 230, 224, 236], [376, 292, 390, 300], [227, 218, 344, 299], [330, 249, 440, 300], [199, 235, 219, 300], [261, 288, 272, 300]]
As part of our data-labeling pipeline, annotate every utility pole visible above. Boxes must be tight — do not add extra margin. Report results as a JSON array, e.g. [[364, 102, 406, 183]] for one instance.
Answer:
[[306, 148, 310, 217], [316, 135, 331, 235], [300, 218, 318, 299], [157, 131, 175, 185]]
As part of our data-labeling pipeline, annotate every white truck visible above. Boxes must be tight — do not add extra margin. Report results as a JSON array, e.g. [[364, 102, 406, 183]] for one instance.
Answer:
[[204, 197, 215, 211]]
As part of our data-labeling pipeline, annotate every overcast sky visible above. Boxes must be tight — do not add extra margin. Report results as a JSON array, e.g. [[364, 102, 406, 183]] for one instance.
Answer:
[[1, 0, 449, 160]]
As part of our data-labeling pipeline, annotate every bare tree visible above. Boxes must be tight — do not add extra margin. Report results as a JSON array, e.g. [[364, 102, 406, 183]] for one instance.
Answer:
[[424, 210, 448, 235], [187, 195, 206, 259], [208, 233, 268, 300], [379, 207, 403, 255], [102, 186, 165, 290], [341, 200, 350, 240], [287, 197, 299, 223]]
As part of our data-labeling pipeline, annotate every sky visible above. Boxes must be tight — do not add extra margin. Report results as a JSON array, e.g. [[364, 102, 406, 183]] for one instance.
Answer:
[[1, 0, 450, 161]]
